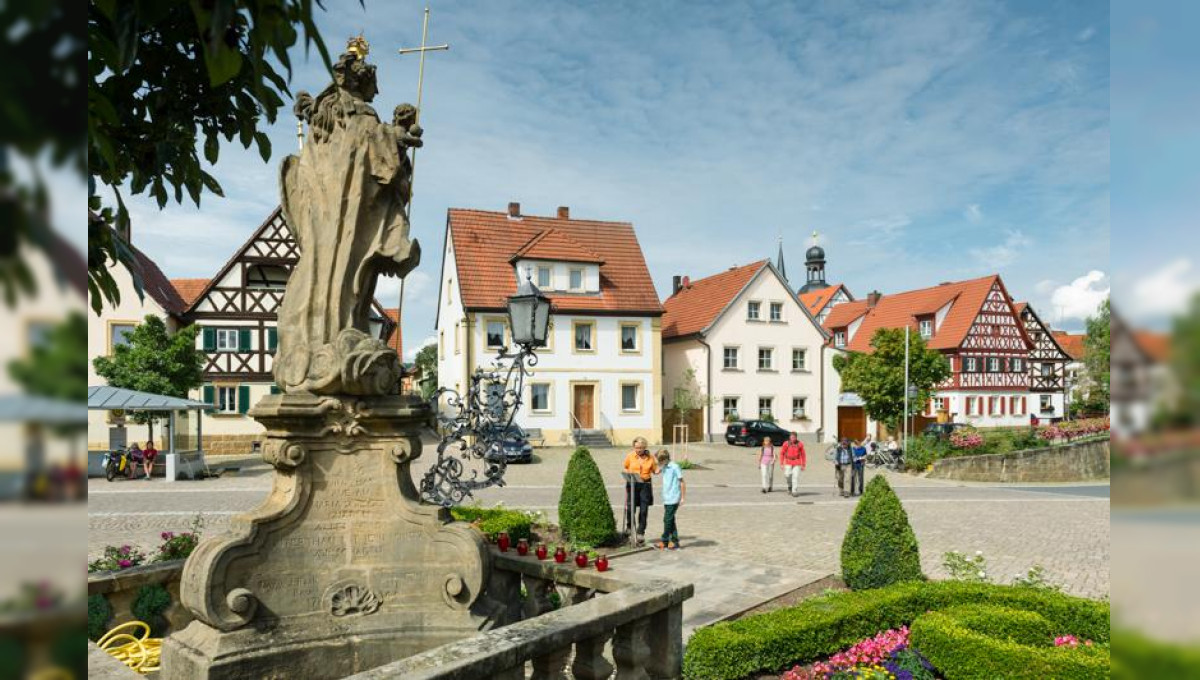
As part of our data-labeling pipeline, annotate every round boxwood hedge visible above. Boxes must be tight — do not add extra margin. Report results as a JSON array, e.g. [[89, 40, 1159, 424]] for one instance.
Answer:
[[681, 580, 1109, 680], [912, 604, 1109, 679], [557, 447, 616, 546], [841, 475, 923, 590]]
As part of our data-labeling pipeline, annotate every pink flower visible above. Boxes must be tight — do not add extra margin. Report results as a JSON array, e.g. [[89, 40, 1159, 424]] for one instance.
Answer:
[[118, 559, 132, 568]]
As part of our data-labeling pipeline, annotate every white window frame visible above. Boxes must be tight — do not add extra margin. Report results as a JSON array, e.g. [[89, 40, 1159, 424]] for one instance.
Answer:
[[987, 357, 1001, 373], [216, 386, 239, 414], [572, 320, 595, 353], [485, 318, 508, 349], [769, 301, 784, 322], [568, 268, 585, 291], [757, 347, 774, 372], [919, 318, 933, 339], [619, 322, 641, 354], [722, 397, 739, 420], [108, 321, 137, 354], [964, 357, 978, 373], [835, 330, 847, 348], [723, 346, 740, 370], [537, 266, 552, 289], [757, 397, 774, 419], [529, 382, 552, 414], [620, 382, 642, 413], [1040, 394, 1053, 413], [747, 300, 761, 321], [791, 396, 808, 420], [791, 348, 808, 372], [216, 328, 240, 352]]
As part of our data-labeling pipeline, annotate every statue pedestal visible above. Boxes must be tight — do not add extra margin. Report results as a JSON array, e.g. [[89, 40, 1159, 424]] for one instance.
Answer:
[[162, 394, 491, 679]]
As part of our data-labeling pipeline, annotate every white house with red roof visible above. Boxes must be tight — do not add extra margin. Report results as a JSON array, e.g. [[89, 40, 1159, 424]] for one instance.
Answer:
[[436, 203, 663, 447], [822, 274, 1036, 436], [661, 260, 840, 445]]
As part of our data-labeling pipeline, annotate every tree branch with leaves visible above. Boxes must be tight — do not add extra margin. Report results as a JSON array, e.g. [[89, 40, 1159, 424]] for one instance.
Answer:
[[832, 328, 951, 431]]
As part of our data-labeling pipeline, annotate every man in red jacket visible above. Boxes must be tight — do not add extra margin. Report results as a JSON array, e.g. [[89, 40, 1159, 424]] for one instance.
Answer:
[[780, 432, 807, 497]]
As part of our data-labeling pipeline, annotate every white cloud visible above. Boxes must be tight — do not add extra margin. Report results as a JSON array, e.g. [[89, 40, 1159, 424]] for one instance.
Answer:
[[1128, 258, 1200, 320], [404, 336, 436, 363], [969, 230, 1032, 268], [964, 203, 983, 223], [1046, 270, 1109, 323], [1076, 26, 1096, 42]]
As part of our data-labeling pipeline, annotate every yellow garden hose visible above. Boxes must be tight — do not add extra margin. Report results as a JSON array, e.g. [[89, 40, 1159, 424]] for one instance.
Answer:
[[97, 621, 162, 674]]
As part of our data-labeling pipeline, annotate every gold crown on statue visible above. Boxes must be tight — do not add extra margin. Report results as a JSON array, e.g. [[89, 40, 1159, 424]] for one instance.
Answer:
[[347, 33, 370, 60]]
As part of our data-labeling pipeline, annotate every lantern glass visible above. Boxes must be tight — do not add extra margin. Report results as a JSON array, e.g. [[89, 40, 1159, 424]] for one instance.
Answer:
[[507, 274, 551, 348]]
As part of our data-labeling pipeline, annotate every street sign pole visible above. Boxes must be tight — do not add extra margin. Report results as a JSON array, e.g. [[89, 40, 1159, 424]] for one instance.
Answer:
[[903, 326, 911, 454]]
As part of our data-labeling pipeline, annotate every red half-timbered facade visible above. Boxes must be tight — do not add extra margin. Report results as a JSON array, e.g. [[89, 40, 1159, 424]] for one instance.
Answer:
[[823, 275, 1036, 430]]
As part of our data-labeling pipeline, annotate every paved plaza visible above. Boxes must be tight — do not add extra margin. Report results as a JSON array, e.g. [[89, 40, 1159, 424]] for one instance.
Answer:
[[88, 439, 1110, 618]]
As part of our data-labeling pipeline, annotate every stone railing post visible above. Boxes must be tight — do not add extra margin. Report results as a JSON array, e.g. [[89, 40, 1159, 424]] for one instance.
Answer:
[[645, 602, 684, 679], [568, 586, 613, 680], [613, 617, 651, 680]]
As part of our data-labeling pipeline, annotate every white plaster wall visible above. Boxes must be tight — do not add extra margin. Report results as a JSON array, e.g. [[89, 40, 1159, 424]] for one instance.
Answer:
[[944, 391, 1036, 428], [512, 259, 599, 293], [703, 268, 828, 439], [436, 235, 466, 395]]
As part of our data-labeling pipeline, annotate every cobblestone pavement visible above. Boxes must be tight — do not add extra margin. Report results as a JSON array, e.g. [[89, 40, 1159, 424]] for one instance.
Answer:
[[87, 440, 1110, 600]]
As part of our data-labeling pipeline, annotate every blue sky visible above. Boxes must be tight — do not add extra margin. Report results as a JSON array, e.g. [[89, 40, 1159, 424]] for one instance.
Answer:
[[113, 0, 1111, 355], [1112, 0, 1200, 330]]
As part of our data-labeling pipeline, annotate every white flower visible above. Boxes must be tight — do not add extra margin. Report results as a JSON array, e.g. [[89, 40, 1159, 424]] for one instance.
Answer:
[[977, 571, 986, 578], [975, 550, 983, 556]]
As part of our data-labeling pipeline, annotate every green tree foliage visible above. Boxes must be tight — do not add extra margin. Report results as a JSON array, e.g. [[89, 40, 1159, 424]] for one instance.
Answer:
[[8, 312, 88, 402], [840, 476, 923, 590], [92, 315, 204, 440], [1169, 292, 1199, 426], [557, 447, 617, 546], [672, 367, 709, 425], [832, 328, 951, 430], [87, 0, 338, 313], [1083, 298, 1111, 408], [414, 343, 437, 399]]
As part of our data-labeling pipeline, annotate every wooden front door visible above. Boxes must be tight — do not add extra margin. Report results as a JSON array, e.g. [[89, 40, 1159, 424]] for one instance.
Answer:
[[573, 384, 595, 429], [837, 406, 866, 441]]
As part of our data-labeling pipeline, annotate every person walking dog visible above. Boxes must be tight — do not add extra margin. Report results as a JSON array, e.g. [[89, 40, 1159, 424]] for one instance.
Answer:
[[758, 436, 777, 493], [780, 432, 807, 497], [622, 437, 658, 545]]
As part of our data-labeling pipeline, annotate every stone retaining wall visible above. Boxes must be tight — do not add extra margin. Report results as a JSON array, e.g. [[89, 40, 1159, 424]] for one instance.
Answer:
[[928, 438, 1110, 483], [88, 560, 192, 636]]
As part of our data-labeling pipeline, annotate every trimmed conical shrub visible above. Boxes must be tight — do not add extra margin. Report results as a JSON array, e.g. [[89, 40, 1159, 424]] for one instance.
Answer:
[[557, 446, 617, 546], [841, 475, 923, 590]]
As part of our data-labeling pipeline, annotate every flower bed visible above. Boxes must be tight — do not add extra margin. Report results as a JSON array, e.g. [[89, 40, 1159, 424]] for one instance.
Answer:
[[681, 581, 1109, 680]]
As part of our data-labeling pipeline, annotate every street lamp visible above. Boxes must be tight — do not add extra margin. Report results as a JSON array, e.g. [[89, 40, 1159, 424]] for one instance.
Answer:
[[420, 271, 552, 507]]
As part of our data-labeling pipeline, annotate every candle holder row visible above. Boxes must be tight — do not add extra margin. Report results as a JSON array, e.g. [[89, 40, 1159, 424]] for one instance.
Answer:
[[494, 532, 610, 571]]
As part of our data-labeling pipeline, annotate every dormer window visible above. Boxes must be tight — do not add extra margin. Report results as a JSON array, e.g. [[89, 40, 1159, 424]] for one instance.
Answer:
[[569, 268, 584, 291], [835, 330, 847, 348], [537, 266, 552, 288], [918, 318, 933, 339]]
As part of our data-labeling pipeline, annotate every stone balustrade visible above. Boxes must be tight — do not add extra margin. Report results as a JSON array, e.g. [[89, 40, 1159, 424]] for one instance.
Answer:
[[346, 552, 694, 680], [88, 560, 192, 635]]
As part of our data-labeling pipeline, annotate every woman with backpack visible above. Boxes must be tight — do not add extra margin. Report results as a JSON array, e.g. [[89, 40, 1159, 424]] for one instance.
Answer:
[[758, 437, 776, 493]]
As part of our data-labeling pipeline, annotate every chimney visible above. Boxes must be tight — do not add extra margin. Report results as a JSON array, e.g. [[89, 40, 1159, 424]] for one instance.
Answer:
[[557, 206, 570, 219], [672, 275, 683, 295], [867, 290, 882, 308], [682, 276, 690, 289], [507, 202, 521, 218]]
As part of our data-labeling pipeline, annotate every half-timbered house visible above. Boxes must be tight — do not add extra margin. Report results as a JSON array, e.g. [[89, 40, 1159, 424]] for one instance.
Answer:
[[173, 208, 396, 454], [1015, 302, 1072, 421], [822, 274, 1036, 438]]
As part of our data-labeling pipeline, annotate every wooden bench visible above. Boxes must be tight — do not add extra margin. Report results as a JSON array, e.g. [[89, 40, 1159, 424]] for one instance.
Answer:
[[523, 428, 545, 447]]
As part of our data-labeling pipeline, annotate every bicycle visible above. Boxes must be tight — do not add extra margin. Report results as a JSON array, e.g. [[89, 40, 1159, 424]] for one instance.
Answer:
[[864, 444, 892, 469]]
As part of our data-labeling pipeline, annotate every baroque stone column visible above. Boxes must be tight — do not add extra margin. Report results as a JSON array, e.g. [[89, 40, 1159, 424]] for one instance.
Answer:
[[161, 394, 492, 679]]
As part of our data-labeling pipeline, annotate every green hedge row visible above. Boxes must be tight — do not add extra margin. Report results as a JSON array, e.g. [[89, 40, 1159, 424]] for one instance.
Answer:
[[911, 604, 1109, 679], [450, 505, 533, 542], [681, 580, 1109, 680], [1111, 629, 1200, 679]]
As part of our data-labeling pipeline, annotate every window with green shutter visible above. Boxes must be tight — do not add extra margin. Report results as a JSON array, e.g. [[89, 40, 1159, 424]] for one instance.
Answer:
[[268, 327, 278, 353], [238, 328, 252, 352], [237, 385, 251, 414], [202, 385, 215, 405], [270, 384, 281, 395], [202, 327, 217, 352]]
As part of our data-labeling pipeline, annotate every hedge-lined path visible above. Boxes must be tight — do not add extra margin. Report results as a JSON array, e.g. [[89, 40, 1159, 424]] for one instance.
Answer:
[[88, 439, 1109, 600]]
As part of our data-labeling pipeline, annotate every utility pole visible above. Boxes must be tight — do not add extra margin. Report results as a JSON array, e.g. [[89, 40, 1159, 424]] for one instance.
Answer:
[[903, 325, 911, 454]]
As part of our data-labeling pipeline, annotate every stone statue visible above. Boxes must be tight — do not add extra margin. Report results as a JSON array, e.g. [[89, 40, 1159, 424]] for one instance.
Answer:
[[274, 46, 422, 395]]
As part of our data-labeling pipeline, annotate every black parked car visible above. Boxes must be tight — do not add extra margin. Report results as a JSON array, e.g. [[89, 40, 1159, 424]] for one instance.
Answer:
[[922, 422, 968, 439], [483, 425, 534, 464], [725, 420, 792, 447]]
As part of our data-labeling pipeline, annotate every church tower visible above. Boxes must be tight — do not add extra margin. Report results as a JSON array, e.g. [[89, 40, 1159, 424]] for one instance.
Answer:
[[798, 231, 827, 293], [776, 235, 787, 284]]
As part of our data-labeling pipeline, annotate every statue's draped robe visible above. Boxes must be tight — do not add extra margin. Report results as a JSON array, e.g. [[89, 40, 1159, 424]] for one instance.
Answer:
[[275, 90, 418, 394]]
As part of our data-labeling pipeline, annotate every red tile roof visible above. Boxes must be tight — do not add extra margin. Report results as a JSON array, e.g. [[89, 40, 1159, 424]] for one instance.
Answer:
[[170, 278, 211, 308], [823, 274, 1021, 353], [1051, 331, 1087, 361], [128, 242, 187, 316], [510, 228, 604, 265], [1134, 331, 1171, 363], [383, 308, 403, 358], [799, 283, 850, 316], [661, 261, 769, 339], [447, 208, 662, 314]]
